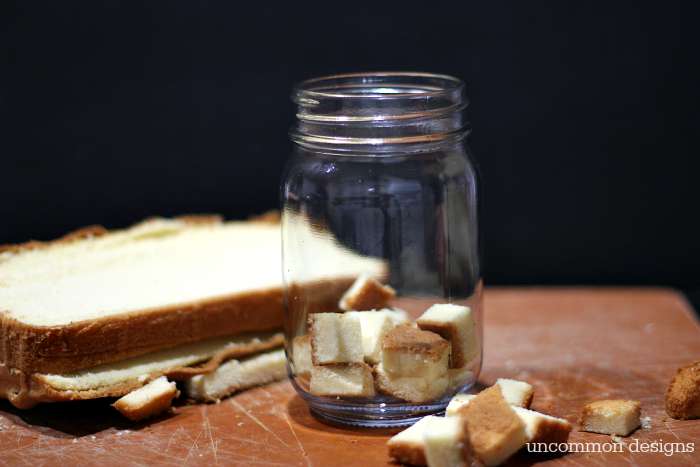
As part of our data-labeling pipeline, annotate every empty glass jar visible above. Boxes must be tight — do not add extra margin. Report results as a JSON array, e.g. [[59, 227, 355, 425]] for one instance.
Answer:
[[281, 72, 482, 427]]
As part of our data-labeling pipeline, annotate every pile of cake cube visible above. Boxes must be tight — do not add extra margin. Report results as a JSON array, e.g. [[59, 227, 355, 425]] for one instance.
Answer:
[[291, 275, 478, 403]]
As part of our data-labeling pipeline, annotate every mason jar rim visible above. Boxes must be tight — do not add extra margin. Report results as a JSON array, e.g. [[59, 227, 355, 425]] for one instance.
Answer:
[[290, 71, 469, 152], [293, 71, 464, 100]]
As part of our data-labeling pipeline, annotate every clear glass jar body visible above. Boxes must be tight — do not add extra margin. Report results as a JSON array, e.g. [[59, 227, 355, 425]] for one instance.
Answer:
[[281, 73, 482, 427]]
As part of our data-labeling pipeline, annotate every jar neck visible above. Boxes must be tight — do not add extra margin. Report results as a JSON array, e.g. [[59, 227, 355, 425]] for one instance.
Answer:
[[290, 72, 469, 155]]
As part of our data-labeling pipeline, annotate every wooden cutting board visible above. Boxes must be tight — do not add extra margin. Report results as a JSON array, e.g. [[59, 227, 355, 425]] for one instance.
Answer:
[[1, 288, 698, 466]]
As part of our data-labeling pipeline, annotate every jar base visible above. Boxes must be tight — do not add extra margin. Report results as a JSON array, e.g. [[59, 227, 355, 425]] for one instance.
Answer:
[[304, 379, 477, 428], [309, 404, 440, 428]]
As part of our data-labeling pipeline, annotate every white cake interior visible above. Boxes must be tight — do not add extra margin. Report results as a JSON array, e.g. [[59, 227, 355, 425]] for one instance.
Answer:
[[0, 215, 384, 326]]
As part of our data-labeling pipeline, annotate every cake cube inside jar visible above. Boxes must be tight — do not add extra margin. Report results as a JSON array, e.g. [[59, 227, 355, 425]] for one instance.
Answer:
[[309, 312, 364, 364], [345, 309, 408, 364], [382, 324, 451, 379], [292, 335, 313, 376], [338, 274, 396, 311], [376, 325, 451, 402], [309, 363, 375, 397], [417, 303, 478, 368]]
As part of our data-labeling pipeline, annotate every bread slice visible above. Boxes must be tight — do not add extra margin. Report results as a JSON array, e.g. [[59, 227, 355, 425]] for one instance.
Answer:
[[387, 415, 435, 466], [184, 349, 287, 402], [416, 303, 478, 368], [458, 385, 528, 466], [1, 332, 282, 408], [338, 274, 396, 311], [579, 399, 641, 436], [113, 376, 179, 421], [666, 360, 700, 420], [0, 213, 384, 377]]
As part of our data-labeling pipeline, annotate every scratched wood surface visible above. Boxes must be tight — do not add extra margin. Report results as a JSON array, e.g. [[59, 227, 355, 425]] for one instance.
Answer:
[[1, 288, 699, 466]]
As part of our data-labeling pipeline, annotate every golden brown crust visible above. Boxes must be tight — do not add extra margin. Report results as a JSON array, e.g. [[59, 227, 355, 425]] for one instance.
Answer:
[[578, 399, 641, 436], [459, 385, 526, 465], [579, 399, 641, 421], [388, 442, 426, 466], [665, 361, 700, 420], [0, 215, 224, 255], [339, 277, 395, 311], [165, 333, 284, 380], [174, 214, 224, 225], [415, 320, 465, 368], [247, 210, 281, 224], [382, 325, 449, 361], [460, 423, 476, 467], [0, 225, 109, 254]]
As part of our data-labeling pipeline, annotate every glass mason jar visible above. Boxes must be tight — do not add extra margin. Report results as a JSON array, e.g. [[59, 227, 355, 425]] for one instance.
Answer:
[[281, 72, 482, 427]]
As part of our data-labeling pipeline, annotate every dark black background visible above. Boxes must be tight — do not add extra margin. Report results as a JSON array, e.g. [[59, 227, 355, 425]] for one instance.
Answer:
[[3, 2, 699, 308]]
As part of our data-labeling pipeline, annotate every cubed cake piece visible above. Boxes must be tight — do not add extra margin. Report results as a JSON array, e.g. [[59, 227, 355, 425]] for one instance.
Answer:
[[458, 385, 528, 466], [112, 376, 179, 422], [417, 303, 478, 368], [345, 309, 408, 364], [339, 274, 396, 311], [377, 325, 450, 403], [579, 400, 641, 436], [446, 378, 532, 415], [309, 363, 375, 397], [447, 395, 571, 446], [292, 335, 313, 376], [513, 407, 572, 444], [387, 415, 435, 466], [375, 363, 449, 403], [423, 415, 472, 467], [382, 325, 450, 379], [494, 378, 534, 408], [309, 312, 363, 364], [446, 393, 477, 416], [666, 360, 700, 420]]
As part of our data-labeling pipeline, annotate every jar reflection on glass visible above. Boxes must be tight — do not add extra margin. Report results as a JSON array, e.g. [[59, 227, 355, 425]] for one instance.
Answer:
[[281, 72, 482, 428]]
